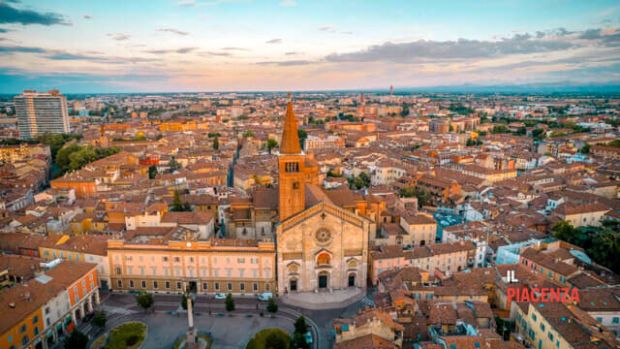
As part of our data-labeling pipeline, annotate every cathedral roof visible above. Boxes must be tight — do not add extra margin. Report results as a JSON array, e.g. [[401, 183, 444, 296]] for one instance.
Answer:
[[280, 101, 302, 154]]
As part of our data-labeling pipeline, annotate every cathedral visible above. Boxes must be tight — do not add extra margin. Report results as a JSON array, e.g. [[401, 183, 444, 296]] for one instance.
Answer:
[[275, 101, 372, 295]]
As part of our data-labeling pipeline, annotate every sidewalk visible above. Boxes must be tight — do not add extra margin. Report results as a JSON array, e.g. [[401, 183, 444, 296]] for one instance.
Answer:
[[280, 288, 365, 310]]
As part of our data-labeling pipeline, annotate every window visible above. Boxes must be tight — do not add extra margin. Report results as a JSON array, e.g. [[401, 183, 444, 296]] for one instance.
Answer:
[[253, 283, 258, 292], [34, 327, 39, 335], [548, 332, 554, 341], [117, 280, 123, 288], [32, 316, 38, 324], [22, 336, 28, 345], [215, 282, 220, 291], [165, 281, 170, 289], [20, 324, 26, 333], [162, 257, 168, 262], [174, 257, 181, 262], [203, 283, 208, 291], [153, 281, 158, 289], [227, 283, 232, 291], [237, 258, 245, 264], [292, 182, 300, 189], [115, 267, 122, 275], [141, 280, 146, 288], [45, 307, 50, 315], [613, 317, 619, 324], [596, 317, 603, 323], [285, 162, 299, 173], [532, 313, 537, 321], [540, 323, 545, 332], [129, 280, 135, 288], [176, 282, 182, 289], [240, 283, 245, 292]]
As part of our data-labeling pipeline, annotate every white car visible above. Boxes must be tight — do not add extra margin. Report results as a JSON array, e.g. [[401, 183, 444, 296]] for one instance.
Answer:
[[257, 292, 273, 301], [214, 293, 227, 300]]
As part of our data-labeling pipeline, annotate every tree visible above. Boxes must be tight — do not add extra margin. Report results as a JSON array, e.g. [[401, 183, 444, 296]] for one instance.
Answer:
[[148, 165, 157, 179], [64, 330, 88, 349], [348, 172, 371, 190], [93, 310, 106, 329], [136, 292, 154, 313], [294, 316, 308, 334], [293, 316, 309, 349], [225, 293, 235, 312], [171, 191, 191, 212], [168, 156, 180, 172], [213, 136, 219, 150], [297, 129, 308, 150], [400, 103, 410, 117], [580, 143, 591, 154], [551, 220, 575, 242], [243, 130, 254, 138], [267, 297, 278, 313], [532, 128, 546, 141], [181, 293, 188, 310], [263, 331, 289, 349], [266, 139, 278, 154], [466, 138, 482, 146]]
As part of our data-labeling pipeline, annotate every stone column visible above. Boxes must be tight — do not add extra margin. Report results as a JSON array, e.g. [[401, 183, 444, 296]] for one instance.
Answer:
[[72, 308, 78, 326], [86, 295, 93, 313], [94, 288, 101, 305]]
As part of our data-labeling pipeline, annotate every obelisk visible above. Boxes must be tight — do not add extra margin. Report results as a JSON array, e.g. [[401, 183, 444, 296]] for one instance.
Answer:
[[186, 293, 197, 349]]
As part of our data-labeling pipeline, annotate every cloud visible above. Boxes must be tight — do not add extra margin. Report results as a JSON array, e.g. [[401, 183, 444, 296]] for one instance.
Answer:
[[202, 51, 233, 56], [0, 2, 69, 26], [0, 45, 47, 54], [318, 25, 335, 32], [285, 51, 299, 55], [44, 51, 157, 64], [221, 47, 249, 51], [83, 14, 92, 19], [157, 27, 189, 36], [266, 38, 282, 44], [280, 0, 296, 7], [257, 60, 313, 66], [107, 33, 131, 41], [144, 47, 198, 54], [325, 34, 579, 64]]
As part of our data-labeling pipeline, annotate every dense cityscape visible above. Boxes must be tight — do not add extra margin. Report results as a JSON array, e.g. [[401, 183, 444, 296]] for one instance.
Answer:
[[1, 1, 620, 349]]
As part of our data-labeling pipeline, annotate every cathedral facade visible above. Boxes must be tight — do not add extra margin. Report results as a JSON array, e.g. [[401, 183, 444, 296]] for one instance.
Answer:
[[275, 101, 370, 294]]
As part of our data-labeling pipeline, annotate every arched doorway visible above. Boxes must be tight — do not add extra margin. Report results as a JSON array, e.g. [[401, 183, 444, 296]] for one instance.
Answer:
[[318, 271, 329, 289], [348, 274, 356, 287], [289, 278, 298, 292]]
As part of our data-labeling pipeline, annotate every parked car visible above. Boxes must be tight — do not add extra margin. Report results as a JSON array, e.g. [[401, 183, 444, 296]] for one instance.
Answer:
[[304, 331, 313, 344], [257, 292, 273, 301], [214, 293, 226, 300]]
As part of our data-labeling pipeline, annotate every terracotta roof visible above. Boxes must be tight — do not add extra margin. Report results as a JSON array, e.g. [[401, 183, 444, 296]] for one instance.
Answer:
[[334, 334, 394, 349], [0, 260, 96, 335]]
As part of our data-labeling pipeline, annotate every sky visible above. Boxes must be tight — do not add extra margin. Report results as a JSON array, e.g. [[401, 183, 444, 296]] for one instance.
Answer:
[[0, 0, 619, 93]]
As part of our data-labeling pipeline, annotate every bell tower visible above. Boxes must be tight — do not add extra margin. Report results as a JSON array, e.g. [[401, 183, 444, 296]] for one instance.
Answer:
[[278, 98, 305, 221]]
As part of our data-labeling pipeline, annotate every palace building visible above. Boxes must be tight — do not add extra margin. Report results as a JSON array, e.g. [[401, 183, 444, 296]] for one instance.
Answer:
[[275, 101, 372, 299]]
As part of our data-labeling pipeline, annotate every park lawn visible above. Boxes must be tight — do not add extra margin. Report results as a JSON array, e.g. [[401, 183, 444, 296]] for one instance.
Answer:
[[104, 322, 147, 349], [246, 328, 291, 349]]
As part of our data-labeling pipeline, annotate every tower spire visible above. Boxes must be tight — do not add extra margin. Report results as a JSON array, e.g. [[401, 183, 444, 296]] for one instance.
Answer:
[[280, 99, 301, 154]]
